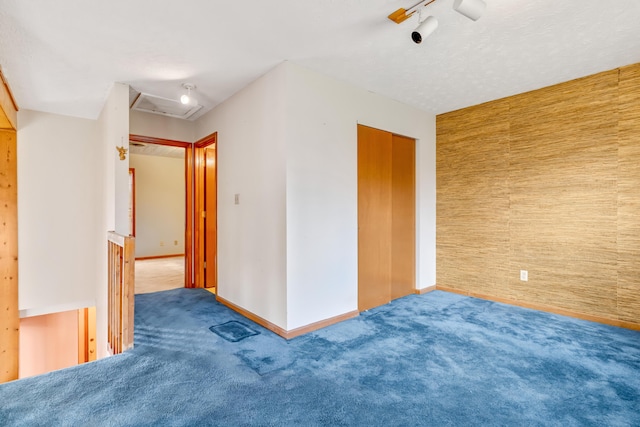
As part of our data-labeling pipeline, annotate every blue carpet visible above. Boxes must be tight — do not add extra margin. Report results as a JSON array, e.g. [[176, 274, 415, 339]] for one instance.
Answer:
[[1, 288, 639, 426]]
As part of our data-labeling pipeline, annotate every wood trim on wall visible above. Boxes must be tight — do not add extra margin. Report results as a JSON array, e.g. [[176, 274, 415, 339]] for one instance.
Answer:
[[0, 68, 18, 130], [0, 70, 17, 383], [193, 143, 205, 288], [194, 132, 217, 148], [128, 168, 135, 237], [77, 307, 97, 363], [284, 310, 360, 339], [437, 286, 640, 331], [129, 134, 190, 148], [185, 144, 194, 288], [414, 285, 437, 295], [217, 296, 359, 339], [0, 129, 18, 383]]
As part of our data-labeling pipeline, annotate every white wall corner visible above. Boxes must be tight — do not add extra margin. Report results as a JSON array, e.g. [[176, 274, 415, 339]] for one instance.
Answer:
[[95, 82, 131, 359], [194, 63, 289, 330]]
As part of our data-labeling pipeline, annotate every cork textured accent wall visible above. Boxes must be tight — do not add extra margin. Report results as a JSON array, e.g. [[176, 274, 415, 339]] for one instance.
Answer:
[[436, 63, 640, 326]]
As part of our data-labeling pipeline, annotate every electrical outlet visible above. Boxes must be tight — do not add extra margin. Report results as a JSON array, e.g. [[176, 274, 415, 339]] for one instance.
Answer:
[[160, 241, 164, 247], [234, 194, 240, 205], [174, 240, 178, 246], [520, 270, 528, 281]]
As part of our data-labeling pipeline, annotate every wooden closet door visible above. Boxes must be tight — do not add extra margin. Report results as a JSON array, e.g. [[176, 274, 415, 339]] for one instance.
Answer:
[[391, 134, 416, 300], [358, 125, 392, 311], [204, 145, 217, 289]]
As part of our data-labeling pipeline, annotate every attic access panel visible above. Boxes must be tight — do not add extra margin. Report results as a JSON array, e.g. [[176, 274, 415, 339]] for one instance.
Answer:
[[131, 92, 202, 120]]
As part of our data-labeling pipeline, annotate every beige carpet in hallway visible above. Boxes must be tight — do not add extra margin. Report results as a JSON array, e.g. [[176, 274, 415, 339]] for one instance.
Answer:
[[135, 256, 184, 294]]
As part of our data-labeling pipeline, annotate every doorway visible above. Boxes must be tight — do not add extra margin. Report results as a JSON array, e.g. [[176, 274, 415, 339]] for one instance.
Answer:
[[129, 135, 191, 292], [127, 133, 217, 291], [357, 124, 416, 311]]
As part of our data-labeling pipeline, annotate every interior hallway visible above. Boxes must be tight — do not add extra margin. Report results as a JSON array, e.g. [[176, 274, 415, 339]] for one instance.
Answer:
[[135, 256, 184, 294]]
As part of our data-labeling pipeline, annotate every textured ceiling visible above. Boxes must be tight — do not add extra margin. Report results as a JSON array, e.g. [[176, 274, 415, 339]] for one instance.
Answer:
[[1, 0, 639, 120]]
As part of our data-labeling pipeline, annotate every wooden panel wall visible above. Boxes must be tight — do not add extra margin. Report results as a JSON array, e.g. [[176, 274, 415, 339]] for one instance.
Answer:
[[0, 129, 18, 382], [437, 63, 640, 327]]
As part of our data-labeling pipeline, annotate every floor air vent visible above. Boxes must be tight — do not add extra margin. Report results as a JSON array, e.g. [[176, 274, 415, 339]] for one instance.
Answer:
[[131, 92, 202, 120]]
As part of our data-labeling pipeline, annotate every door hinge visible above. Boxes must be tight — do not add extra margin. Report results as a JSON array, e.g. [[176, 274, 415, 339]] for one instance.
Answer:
[[202, 210, 206, 218], [204, 261, 207, 269]]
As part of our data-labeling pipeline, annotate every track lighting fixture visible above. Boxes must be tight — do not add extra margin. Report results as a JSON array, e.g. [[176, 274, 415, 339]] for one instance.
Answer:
[[412, 15, 438, 44], [452, 0, 486, 21], [388, 0, 486, 43], [180, 83, 197, 106]]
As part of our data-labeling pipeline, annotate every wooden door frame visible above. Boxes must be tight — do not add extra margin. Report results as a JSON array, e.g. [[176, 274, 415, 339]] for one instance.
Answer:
[[129, 134, 194, 287], [193, 132, 217, 289], [128, 168, 136, 237]]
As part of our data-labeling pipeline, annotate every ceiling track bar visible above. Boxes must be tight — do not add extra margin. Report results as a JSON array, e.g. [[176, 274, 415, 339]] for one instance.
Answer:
[[388, 0, 439, 24]]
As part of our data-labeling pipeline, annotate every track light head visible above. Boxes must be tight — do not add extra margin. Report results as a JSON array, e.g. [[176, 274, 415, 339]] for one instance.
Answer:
[[453, 0, 486, 21], [412, 15, 438, 44]]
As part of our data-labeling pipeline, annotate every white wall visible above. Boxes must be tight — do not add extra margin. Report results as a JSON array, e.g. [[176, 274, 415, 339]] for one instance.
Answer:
[[195, 65, 288, 329], [17, 110, 100, 316], [129, 110, 194, 142], [195, 62, 436, 332], [284, 63, 436, 329], [129, 153, 185, 258], [96, 82, 130, 358]]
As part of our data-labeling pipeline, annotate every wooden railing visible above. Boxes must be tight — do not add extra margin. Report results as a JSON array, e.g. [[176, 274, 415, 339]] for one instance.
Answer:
[[107, 231, 135, 355]]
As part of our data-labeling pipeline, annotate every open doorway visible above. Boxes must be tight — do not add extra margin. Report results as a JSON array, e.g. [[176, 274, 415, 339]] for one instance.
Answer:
[[128, 133, 217, 292], [129, 135, 190, 294]]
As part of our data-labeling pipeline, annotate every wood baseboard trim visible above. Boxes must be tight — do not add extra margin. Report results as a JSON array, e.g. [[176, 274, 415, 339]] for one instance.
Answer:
[[414, 285, 437, 295], [135, 254, 184, 261], [217, 296, 359, 339], [436, 286, 640, 331], [284, 310, 359, 339], [217, 297, 287, 337]]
